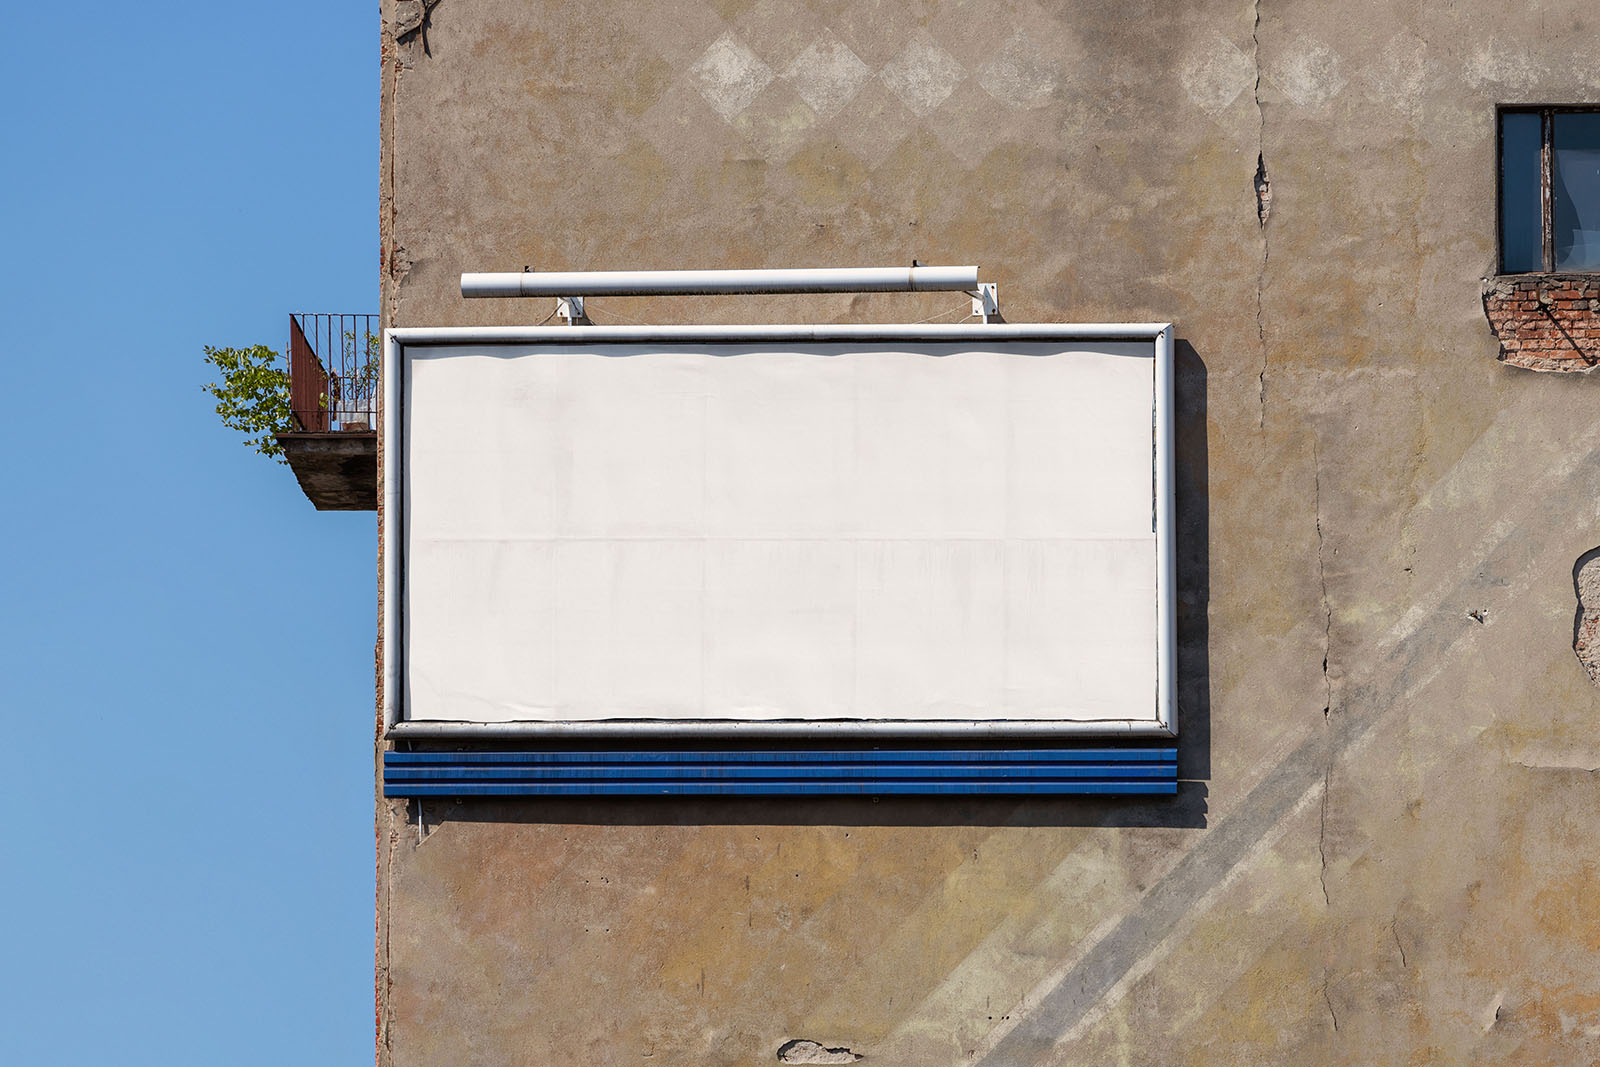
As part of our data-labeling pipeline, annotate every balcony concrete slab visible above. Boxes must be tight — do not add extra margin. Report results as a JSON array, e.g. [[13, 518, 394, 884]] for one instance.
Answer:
[[278, 430, 376, 510]]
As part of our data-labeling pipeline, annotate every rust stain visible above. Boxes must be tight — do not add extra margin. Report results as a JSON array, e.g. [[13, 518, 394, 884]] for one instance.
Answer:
[[1531, 866, 1600, 952]]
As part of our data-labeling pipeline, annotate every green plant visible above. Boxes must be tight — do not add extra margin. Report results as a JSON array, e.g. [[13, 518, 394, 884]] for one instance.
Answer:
[[202, 344, 294, 463], [344, 329, 382, 395]]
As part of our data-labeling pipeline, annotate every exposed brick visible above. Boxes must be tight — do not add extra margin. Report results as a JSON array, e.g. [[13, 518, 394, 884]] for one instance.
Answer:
[[1484, 275, 1600, 372]]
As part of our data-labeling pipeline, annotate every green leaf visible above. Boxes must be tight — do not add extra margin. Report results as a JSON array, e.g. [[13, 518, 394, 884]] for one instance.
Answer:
[[201, 344, 292, 463]]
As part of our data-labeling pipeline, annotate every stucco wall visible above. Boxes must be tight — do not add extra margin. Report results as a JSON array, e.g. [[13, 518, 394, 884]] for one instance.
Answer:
[[376, 1, 1600, 1062]]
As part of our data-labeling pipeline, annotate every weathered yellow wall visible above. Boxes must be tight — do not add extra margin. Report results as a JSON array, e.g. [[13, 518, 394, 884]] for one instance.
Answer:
[[377, 1, 1600, 1061]]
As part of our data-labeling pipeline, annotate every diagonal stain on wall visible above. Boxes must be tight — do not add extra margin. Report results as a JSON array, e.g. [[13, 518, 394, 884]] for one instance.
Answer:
[[975, 401, 1600, 1062]]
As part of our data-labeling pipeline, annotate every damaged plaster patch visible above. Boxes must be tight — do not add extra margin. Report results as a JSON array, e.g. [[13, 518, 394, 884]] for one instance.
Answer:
[[879, 31, 966, 116], [1364, 35, 1428, 118], [783, 31, 872, 119], [1481, 991, 1506, 1032], [1483, 276, 1600, 372], [393, 0, 442, 53], [1574, 549, 1600, 685], [1179, 34, 1253, 117], [387, 244, 412, 285], [1464, 41, 1547, 92], [1268, 39, 1347, 109], [777, 1039, 861, 1064], [977, 30, 1060, 109], [690, 33, 775, 121], [1254, 154, 1272, 225], [1510, 747, 1600, 772]]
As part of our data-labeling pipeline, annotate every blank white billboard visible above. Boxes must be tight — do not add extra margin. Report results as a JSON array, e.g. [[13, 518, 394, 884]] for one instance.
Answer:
[[384, 324, 1174, 737]]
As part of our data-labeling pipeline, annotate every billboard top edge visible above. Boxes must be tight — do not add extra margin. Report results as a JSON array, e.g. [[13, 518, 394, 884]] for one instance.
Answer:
[[386, 322, 1174, 347]]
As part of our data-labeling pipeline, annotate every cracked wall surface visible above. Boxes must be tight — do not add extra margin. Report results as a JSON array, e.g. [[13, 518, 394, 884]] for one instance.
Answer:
[[375, 1, 1600, 1063]]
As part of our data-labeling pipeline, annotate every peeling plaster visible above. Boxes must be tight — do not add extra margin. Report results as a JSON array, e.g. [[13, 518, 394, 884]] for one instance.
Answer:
[[1484, 276, 1600, 372], [1254, 153, 1272, 226], [388, 244, 412, 286], [1573, 549, 1600, 685], [1509, 750, 1600, 772], [1482, 992, 1507, 1032], [394, 0, 442, 55], [777, 1039, 862, 1063]]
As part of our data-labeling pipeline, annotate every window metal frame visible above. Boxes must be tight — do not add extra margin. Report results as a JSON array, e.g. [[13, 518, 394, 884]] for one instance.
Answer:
[[1498, 104, 1600, 275]]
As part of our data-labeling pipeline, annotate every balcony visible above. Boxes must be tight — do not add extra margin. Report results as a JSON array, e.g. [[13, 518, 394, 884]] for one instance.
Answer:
[[278, 313, 379, 510]]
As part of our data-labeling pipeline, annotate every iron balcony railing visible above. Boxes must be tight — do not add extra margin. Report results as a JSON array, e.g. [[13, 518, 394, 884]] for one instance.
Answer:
[[289, 313, 379, 432]]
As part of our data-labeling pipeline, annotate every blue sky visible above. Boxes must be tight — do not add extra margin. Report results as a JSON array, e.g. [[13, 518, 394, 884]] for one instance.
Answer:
[[2, 4, 376, 1062]]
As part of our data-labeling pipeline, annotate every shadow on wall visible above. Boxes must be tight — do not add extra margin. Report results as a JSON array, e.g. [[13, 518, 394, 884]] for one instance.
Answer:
[[1172, 339, 1212, 807], [421, 342, 1212, 831]]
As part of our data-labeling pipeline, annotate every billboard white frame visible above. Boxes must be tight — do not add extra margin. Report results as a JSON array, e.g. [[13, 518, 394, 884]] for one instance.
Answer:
[[382, 322, 1176, 740]]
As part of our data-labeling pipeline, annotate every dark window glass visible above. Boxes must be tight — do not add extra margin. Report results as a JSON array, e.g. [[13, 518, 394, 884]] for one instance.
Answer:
[[1553, 112, 1600, 271], [1500, 112, 1544, 273]]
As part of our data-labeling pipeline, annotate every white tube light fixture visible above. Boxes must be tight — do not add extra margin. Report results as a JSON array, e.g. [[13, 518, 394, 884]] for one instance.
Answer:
[[460, 265, 982, 299]]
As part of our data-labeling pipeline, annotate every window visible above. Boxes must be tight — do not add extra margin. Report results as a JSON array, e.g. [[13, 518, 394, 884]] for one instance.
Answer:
[[1500, 107, 1600, 273]]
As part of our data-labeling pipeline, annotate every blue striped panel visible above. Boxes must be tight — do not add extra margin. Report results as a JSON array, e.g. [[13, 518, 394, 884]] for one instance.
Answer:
[[387, 748, 1168, 765], [383, 748, 1178, 797]]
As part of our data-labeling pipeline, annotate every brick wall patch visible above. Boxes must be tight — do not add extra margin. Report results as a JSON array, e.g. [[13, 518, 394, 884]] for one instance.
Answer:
[[1483, 275, 1600, 373]]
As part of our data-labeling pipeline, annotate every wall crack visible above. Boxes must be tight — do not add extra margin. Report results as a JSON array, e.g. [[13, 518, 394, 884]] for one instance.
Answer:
[[380, 802, 401, 1064], [1314, 437, 1333, 908], [1252, 0, 1271, 425], [1318, 760, 1332, 906], [1314, 438, 1332, 722]]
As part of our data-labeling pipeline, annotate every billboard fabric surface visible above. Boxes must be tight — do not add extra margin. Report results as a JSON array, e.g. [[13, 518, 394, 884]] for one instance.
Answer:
[[390, 326, 1173, 737]]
